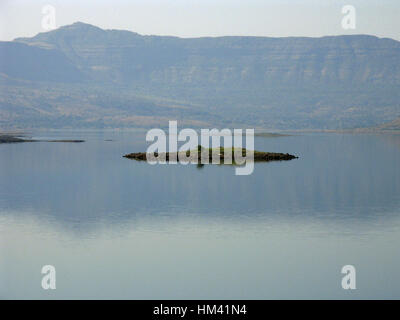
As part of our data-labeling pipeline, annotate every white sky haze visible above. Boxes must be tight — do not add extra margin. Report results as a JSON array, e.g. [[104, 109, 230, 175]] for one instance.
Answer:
[[0, 0, 399, 41]]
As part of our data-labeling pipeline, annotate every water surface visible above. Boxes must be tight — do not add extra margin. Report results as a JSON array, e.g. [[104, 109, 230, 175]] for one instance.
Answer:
[[1, 131, 400, 299]]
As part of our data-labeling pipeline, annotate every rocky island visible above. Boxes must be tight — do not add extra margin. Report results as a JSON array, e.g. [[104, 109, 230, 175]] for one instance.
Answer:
[[124, 146, 298, 163], [0, 134, 84, 144]]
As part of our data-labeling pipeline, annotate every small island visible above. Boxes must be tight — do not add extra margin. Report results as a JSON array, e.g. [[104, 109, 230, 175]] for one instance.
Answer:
[[124, 146, 298, 163], [0, 134, 84, 144], [254, 132, 292, 137]]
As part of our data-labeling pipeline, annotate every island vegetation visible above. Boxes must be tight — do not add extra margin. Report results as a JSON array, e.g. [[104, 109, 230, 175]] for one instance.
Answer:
[[124, 145, 298, 164]]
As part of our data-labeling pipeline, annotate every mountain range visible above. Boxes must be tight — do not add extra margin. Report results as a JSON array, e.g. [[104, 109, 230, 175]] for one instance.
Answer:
[[1, 22, 400, 130]]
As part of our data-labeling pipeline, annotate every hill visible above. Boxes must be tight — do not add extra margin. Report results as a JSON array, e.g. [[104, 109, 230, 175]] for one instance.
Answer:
[[1, 22, 400, 129], [376, 117, 400, 131]]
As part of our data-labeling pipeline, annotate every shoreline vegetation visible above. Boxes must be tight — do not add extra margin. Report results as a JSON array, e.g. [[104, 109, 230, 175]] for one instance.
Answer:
[[0, 134, 84, 144], [124, 146, 298, 164]]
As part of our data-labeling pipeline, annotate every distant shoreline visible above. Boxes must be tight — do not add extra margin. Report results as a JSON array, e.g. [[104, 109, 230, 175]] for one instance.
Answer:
[[0, 133, 84, 144]]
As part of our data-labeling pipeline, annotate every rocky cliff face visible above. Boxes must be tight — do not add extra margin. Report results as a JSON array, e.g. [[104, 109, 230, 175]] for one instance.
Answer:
[[14, 22, 400, 86], [1, 22, 399, 130]]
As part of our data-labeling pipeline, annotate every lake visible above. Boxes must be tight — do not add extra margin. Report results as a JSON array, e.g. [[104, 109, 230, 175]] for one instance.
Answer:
[[1, 131, 400, 299]]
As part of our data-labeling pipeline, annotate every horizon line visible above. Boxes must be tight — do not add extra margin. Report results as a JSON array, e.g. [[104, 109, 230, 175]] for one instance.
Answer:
[[10, 21, 400, 43]]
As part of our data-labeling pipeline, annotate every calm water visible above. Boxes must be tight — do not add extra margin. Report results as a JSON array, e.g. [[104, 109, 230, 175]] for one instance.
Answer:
[[1, 131, 400, 299]]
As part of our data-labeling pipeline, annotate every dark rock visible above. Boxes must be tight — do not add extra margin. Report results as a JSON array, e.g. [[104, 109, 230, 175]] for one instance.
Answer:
[[123, 146, 298, 164]]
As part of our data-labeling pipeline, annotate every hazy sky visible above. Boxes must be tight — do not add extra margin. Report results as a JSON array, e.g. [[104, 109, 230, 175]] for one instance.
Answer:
[[0, 0, 399, 41]]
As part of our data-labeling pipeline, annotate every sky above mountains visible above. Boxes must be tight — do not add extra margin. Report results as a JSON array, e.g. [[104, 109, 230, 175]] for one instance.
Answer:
[[1, 0, 400, 41]]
